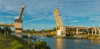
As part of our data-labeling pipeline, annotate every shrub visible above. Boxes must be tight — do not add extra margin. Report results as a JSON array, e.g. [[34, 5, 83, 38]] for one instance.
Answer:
[[35, 40, 50, 49]]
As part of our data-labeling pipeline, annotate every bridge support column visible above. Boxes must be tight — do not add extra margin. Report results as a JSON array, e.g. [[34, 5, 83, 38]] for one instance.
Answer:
[[98, 30, 100, 35], [97, 28, 100, 35], [92, 29, 94, 35], [56, 26, 66, 36], [76, 28, 79, 35], [14, 19, 23, 37], [94, 28, 97, 34]]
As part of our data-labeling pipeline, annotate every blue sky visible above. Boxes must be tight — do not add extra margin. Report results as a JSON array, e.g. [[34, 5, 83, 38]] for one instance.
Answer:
[[0, 0, 100, 31]]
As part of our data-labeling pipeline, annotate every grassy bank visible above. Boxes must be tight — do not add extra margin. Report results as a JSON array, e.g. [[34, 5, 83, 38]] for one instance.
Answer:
[[53, 34, 100, 40], [0, 33, 30, 49], [24, 33, 100, 40], [0, 33, 50, 49], [86, 35, 100, 40]]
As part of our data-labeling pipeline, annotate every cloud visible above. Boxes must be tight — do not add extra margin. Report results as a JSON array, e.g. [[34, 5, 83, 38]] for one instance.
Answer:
[[89, 16, 100, 21], [15, 17, 18, 19], [0, 15, 19, 19], [0, 15, 13, 18], [48, 15, 55, 20], [62, 17, 72, 20], [0, 0, 98, 17], [23, 18, 43, 23], [24, 15, 55, 23], [69, 20, 78, 22], [0, 0, 99, 18], [0, 0, 100, 30]]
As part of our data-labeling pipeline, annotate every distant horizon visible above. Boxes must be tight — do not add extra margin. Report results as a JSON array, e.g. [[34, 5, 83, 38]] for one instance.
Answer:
[[0, 0, 100, 31]]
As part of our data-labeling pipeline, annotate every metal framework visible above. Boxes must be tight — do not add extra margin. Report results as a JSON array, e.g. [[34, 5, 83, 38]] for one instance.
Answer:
[[18, 4, 25, 20], [53, 8, 63, 27]]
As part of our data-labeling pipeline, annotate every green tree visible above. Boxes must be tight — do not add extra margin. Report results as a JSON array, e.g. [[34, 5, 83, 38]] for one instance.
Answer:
[[2, 26, 12, 34], [0, 27, 2, 33], [41, 29, 45, 33], [26, 29, 31, 33], [32, 29, 35, 33], [52, 27, 56, 31], [23, 30, 26, 33], [82, 29, 85, 34], [35, 40, 50, 49]]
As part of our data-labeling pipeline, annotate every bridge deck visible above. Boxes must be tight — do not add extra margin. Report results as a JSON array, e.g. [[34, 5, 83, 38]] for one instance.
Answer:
[[65, 26, 100, 29], [0, 23, 14, 27]]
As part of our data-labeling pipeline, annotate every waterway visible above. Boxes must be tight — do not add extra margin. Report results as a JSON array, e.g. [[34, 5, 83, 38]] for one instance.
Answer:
[[28, 35, 100, 49]]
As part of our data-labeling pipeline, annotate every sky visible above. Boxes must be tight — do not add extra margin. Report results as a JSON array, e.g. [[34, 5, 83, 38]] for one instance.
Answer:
[[0, 0, 100, 31]]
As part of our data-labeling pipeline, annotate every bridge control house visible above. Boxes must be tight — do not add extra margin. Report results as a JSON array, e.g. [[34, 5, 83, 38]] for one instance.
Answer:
[[14, 19, 23, 37]]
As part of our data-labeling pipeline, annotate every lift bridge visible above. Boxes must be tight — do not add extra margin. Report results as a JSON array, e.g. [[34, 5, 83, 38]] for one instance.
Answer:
[[0, 4, 24, 37], [53, 8, 100, 36], [0, 5, 100, 37]]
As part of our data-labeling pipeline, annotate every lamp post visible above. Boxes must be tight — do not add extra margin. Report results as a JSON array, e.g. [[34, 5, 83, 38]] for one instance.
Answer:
[[27, 24, 30, 43]]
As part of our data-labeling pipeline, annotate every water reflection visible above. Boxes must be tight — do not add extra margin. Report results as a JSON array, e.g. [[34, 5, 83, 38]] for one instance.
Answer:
[[23, 34, 100, 49], [56, 38, 67, 49], [74, 39, 82, 43], [92, 40, 100, 44]]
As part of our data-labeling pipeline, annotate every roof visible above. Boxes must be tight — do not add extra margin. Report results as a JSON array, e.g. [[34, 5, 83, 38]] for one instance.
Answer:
[[14, 19, 23, 22]]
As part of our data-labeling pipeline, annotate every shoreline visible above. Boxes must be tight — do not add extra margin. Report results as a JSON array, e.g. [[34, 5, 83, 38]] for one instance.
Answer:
[[23, 33, 100, 40]]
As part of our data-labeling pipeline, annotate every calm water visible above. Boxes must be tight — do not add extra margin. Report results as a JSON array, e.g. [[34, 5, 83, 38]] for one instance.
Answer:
[[23, 35, 100, 49], [33, 35, 100, 49]]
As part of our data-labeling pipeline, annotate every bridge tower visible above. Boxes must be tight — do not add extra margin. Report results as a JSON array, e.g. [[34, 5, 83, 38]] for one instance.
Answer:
[[14, 4, 24, 37], [53, 8, 66, 36]]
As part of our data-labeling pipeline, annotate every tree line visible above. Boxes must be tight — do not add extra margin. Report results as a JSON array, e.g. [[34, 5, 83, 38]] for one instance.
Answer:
[[23, 27, 56, 33], [0, 27, 56, 34], [0, 26, 12, 34]]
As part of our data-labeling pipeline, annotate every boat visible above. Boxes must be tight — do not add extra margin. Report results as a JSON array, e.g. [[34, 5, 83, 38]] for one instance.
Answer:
[[38, 22, 45, 40], [38, 35, 45, 40], [23, 34, 36, 39]]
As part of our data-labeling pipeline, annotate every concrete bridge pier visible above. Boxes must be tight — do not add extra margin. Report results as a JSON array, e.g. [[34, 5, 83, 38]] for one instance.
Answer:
[[56, 26, 66, 36], [92, 29, 94, 35], [76, 28, 79, 35], [94, 28, 97, 34], [87, 29, 90, 35], [98, 30, 100, 35], [97, 28, 100, 35]]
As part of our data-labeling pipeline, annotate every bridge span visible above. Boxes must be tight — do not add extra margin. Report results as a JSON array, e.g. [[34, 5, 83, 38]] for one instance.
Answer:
[[65, 26, 100, 35], [0, 23, 14, 27], [0, 4, 24, 37], [53, 8, 100, 36], [65, 26, 100, 29]]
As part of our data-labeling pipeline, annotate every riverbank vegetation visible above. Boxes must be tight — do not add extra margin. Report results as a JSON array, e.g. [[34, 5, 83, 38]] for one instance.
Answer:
[[23, 27, 56, 36], [23, 27, 56, 33], [0, 26, 51, 49], [0, 33, 30, 49], [85, 35, 100, 40], [23, 28, 92, 36]]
